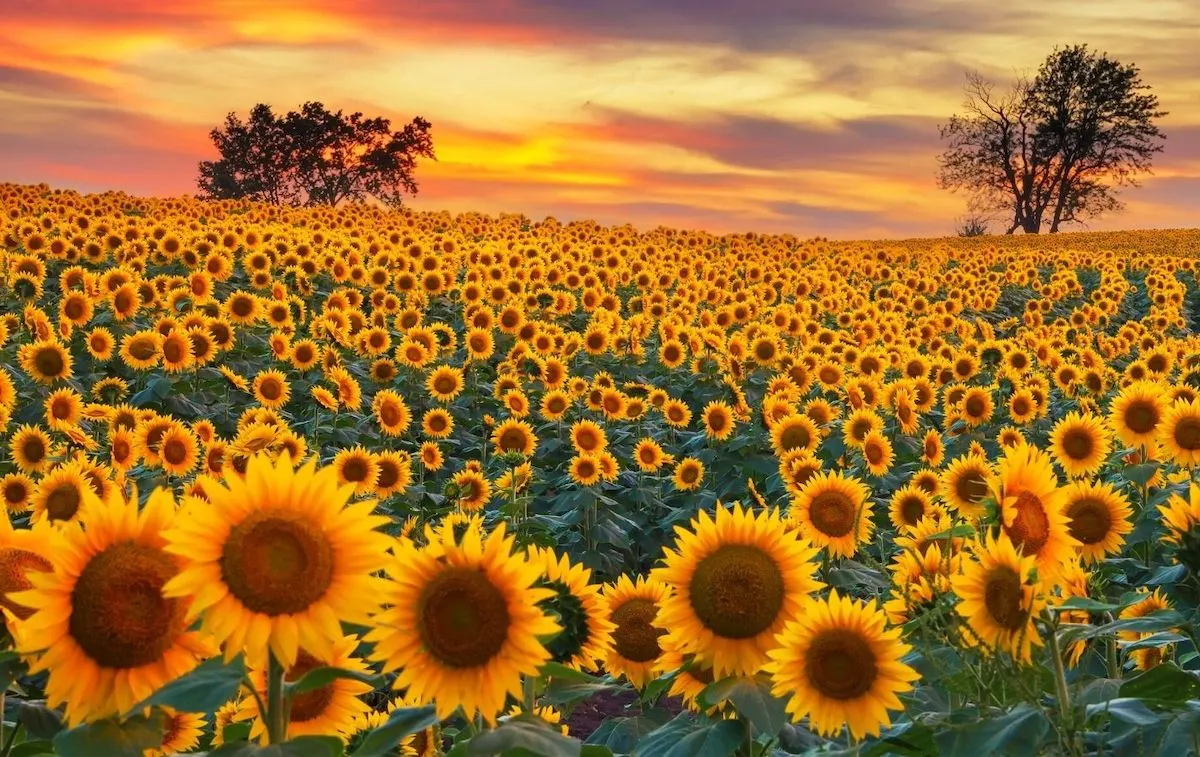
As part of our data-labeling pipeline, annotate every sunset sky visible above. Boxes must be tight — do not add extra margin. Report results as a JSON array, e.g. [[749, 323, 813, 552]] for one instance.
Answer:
[[2, 0, 1198, 237]]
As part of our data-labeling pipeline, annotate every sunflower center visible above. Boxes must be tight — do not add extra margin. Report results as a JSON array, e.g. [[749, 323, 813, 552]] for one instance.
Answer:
[[679, 464, 700, 485], [221, 511, 334, 616], [964, 396, 986, 418], [286, 651, 336, 722], [804, 628, 877, 700], [708, 412, 728, 432], [1066, 497, 1112, 545], [540, 582, 590, 664], [1124, 401, 1159, 434], [865, 442, 884, 465], [983, 566, 1027, 630], [899, 495, 926, 526], [129, 338, 158, 361], [779, 423, 811, 452], [1005, 490, 1051, 556], [611, 598, 664, 663], [46, 484, 82, 522], [417, 567, 510, 668], [0, 547, 53, 619], [1174, 417, 1200, 451], [1061, 429, 1094, 461], [689, 545, 785, 639], [70, 541, 185, 668], [163, 340, 186, 364], [380, 403, 401, 427], [341, 457, 370, 483], [35, 348, 65, 377], [163, 438, 189, 466], [499, 428, 528, 452], [955, 470, 988, 505], [809, 490, 858, 538]]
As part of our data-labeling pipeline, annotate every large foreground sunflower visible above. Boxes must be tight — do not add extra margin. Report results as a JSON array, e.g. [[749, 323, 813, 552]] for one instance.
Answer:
[[764, 590, 918, 740], [163, 452, 393, 668], [10, 488, 211, 724], [950, 532, 1045, 663], [367, 519, 559, 723], [652, 503, 822, 678]]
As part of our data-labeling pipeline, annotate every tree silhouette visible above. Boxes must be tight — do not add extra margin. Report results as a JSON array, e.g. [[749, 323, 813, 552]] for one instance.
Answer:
[[197, 102, 435, 208], [937, 45, 1166, 234]]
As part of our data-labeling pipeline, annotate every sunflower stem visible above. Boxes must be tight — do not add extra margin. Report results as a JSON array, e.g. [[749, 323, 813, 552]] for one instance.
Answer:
[[0, 721, 21, 757], [266, 652, 287, 745], [1045, 614, 1074, 743]]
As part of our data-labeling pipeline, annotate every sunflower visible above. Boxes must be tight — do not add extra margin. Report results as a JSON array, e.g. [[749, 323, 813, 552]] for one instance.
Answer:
[[162, 452, 392, 668], [888, 485, 938, 531], [662, 399, 692, 429], [312, 386, 339, 412], [160, 329, 195, 373], [18, 339, 72, 384], [1, 472, 35, 513], [843, 409, 884, 449], [570, 420, 607, 455], [120, 330, 163, 370], [1109, 381, 1169, 450], [452, 469, 491, 512], [10, 488, 211, 724], [702, 401, 735, 442], [158, 425, 200, 476], [652, 503, 821, 678], [673, 457, 705, 492], [920, 430, 945, 467], [1158, 398, 1200, 467], [653, 645, 719, 714], [991, 442, 1077, 579], [419, 442, 445, 472], [374, 451, 413, 498], [0, 516, 54, 624], [765, 590, 918, 740], [1118, 589, 1175, 670], [861, 430, 894, 477], [951, 532, 1044, 663], [771, 413, 820, 456], [492, 418, 537, 457], [238, 635, 373, 741], [426, 365, 464, 403], [373, 390, 412, 437], [1061, 480, 1133, 564], [634, 438, 668, 472], [367, 519, 559, 723], [333, 446, 380, 495], [939, 454, 992, 519], [147, 709, 207, 757], [252, 369, 291, 410], [790, 471, 873, 558], [1050, 411, 1111, 478], [569, 454, 602, 487], [528, 546, 615, 671], [540, 390, 571, 421], [603, 574, 670, 688], [30, 461, 99, 526], [959, 387, 993, 427], [423, 408, 454, 439]]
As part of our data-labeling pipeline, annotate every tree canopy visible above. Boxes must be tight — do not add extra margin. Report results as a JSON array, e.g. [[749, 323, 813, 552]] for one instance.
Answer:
[[197, 102, 435, 208], [937, 45, 1166, 234]]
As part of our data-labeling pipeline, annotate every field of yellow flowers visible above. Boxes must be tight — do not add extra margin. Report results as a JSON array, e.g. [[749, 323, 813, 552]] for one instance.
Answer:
[[2, 181, 1200, 757]]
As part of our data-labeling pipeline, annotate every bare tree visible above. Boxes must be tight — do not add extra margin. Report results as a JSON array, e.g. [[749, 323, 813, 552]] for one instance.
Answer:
[[937, 46, 1165, 234]]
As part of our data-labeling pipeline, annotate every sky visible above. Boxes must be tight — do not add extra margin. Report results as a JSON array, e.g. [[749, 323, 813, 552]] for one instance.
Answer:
[[2, 0, 1199, 238]]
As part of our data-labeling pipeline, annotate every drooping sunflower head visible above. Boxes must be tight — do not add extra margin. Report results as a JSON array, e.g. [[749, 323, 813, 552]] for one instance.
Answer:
[[527, 546, 615, 671], [652, 503, 822, 678]]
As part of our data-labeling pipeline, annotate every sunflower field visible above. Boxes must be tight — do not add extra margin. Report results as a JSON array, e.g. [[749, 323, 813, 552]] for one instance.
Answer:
[[2, 182, 1200, 757]]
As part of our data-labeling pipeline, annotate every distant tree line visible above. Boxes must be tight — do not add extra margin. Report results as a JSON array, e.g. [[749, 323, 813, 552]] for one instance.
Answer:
[[197, 102, 435, 208]]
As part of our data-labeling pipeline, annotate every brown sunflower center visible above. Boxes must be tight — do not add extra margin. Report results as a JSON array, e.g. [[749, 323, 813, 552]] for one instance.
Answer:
[[689, 545, 785, 639], [1004, 490, 1051, 556], [163, 339, 187, 364], [954, 470, 988, 506], [899, 495, 926, 526], [163, 438, 190, 466], [611, 597, 664, 663], [498, 428, 529, 452], [34, 347, 65, 377], [70, 541, 185, 668], [1124, 401, 1159, 434], [433, 376, 457, 395], [1066, 497, 1113, 545], [679, 464, 701, 485], [809, 490, 858, 538], [1173, 417, 1200, 451], [1061, 429, 1094, 461], [45, 483, 83, 522], [779, 423, 811, 452], [376, 460, 400, 490], [286, 651, 336, 722], [804, 628, 877, 700], [865, 442, 884, 465], [417, 567, 510, 668], [260, 380, 282, 401], [341, 456, 370, 483], [221, 511, 334, 616], [0, 547, 53, 619], [964, 396, 986, 418], [983, 566, 1027, 630], [380, 403, 401, 427]]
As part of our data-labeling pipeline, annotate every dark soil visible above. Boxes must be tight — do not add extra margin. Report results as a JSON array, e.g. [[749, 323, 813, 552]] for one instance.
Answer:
[[564, 690, 684, 740]]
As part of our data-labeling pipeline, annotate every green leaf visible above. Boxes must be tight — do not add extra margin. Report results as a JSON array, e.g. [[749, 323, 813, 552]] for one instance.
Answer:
[[131, 654, 247, 717], [1120, 662, 1200, 704], [285, 665, 384, 696], [698, 676, 787, 737], [1153, 707, 1200, 757], [540, 681, 625, 707], [351, 705, 439, 757], [467, 717, 581, 757], [636, 715, 745, 757], [1124, 462, 1160, 486], [934, 704, 1050, 757], [1146, 564, 1189, 586], [1059, 610, 1187, 643], [53, 710, 167, 757], [8, 742, 56, 757], [3, 700, 66, 740], [1052, 596, 1121, 612], [584, 716, 668, 754], [211, 736, 345, 756], [1086, 698, 1161, 726], [538, 662, 600, 683]]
